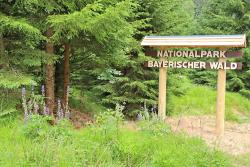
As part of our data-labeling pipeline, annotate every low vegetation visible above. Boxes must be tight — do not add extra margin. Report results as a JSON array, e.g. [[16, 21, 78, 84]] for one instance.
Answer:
[[0, 113, 232, 167], [168, 85, 250, 122]]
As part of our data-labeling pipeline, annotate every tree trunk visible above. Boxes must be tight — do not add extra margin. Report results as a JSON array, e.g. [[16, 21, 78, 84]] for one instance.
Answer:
[[45, 28, 55, 116], [63, 43, 70, 107], [0, 33, 5, 68]]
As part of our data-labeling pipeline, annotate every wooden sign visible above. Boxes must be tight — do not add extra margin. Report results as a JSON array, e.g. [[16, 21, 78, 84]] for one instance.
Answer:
[[145, 61, 242, 70], [145, 49, 242, 58], [141, 35, 247, 137]]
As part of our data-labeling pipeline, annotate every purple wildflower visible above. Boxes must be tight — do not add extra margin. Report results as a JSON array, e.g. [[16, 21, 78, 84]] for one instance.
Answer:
[[27, 99, 32, 115], [34, 101, 39, 114], [46, 107, 50, 115], [41, 85, 47, 116], [60, 108, 64, 119], [41, 85, 45, 96]]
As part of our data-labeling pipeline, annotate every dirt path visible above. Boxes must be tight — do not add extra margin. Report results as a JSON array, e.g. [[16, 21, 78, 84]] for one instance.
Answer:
[[166, 116, 250, 155]]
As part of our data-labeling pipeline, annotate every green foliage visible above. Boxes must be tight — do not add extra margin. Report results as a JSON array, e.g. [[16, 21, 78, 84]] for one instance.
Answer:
[[66, 0, 195, 117], [1, 0, 249, 119], [0, 10, 45, 90], [69, 88, 105, 113], [95, 106, 124, 126], [0, 117, 232, 167], [0, 89, 20, 123], [196, 0, 250, 92], [0, 13, 45, 47], [168, 74, 192, 96], [0, 70, 36, 89], [22, 114, 51, 139], [138, 0, 195, 35], [22, 114, 73, 140], [94, 104, 125, 142], [152, 136, 231, 167], [168, 85, 250, 122], [138, 113, 171, 136], [188, 69, 217, 87], [47, 119, 73, 139], [48, 0, 137, 46], [1, 0, 197, 117], [239, 89, 250, 99], [227, 73, 245, 92]]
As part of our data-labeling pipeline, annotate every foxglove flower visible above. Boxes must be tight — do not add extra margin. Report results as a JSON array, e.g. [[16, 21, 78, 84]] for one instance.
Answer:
[[41, 85, 47, 116], [41, 85, 45, 96], [30, 84, 35, 109], [27, 99, 32, 115], [44, 107, 50, 116], [60, 108, 64, 119], [34, 101, 39, 114]]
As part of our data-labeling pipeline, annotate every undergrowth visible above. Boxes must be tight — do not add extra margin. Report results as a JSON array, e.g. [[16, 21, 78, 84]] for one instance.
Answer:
[[0, 112, 232, 167]]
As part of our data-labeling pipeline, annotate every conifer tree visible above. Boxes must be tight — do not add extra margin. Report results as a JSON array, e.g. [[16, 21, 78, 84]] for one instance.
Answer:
[[197, 0, 250, 92], [0, 12, 44, 89], [0, 0, 196, 117], [48, 0, 194, 116], [0, 0, 86, 115]]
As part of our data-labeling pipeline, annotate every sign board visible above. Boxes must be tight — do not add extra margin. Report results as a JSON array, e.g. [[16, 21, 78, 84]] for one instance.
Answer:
[[145, 61, 242, 70], [141, 35, 246, 136], [144, 49, 242, 70], [145, 49, 242, 58]]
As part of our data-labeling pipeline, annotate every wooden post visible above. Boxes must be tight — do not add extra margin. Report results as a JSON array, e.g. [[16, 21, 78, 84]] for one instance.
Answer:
[[158, 57, 167, 120], [215, 49, 227, 136]]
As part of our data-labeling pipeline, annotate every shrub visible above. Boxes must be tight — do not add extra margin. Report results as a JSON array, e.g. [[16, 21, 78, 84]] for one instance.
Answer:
[[93, 105, 125, 143], [138, 113, 171, 136], [22, 114, 73, 140], [47, 119, 74, 140], [168, 75, 192, 97], [239, 89, 250, 99], [21, 114, 51, 139]]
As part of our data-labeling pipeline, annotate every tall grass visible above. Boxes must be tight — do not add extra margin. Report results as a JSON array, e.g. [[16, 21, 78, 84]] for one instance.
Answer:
[[0, 114, 232, 167], [168, 85, 250, 122]]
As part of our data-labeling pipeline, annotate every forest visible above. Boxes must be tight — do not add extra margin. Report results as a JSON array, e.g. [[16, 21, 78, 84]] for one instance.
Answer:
[[0, 0, 250, 166]]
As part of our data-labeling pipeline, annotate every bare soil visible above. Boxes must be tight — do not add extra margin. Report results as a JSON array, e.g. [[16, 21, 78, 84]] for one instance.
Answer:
[[166, 116, 250, 155], [70, 109, 94, 129]]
